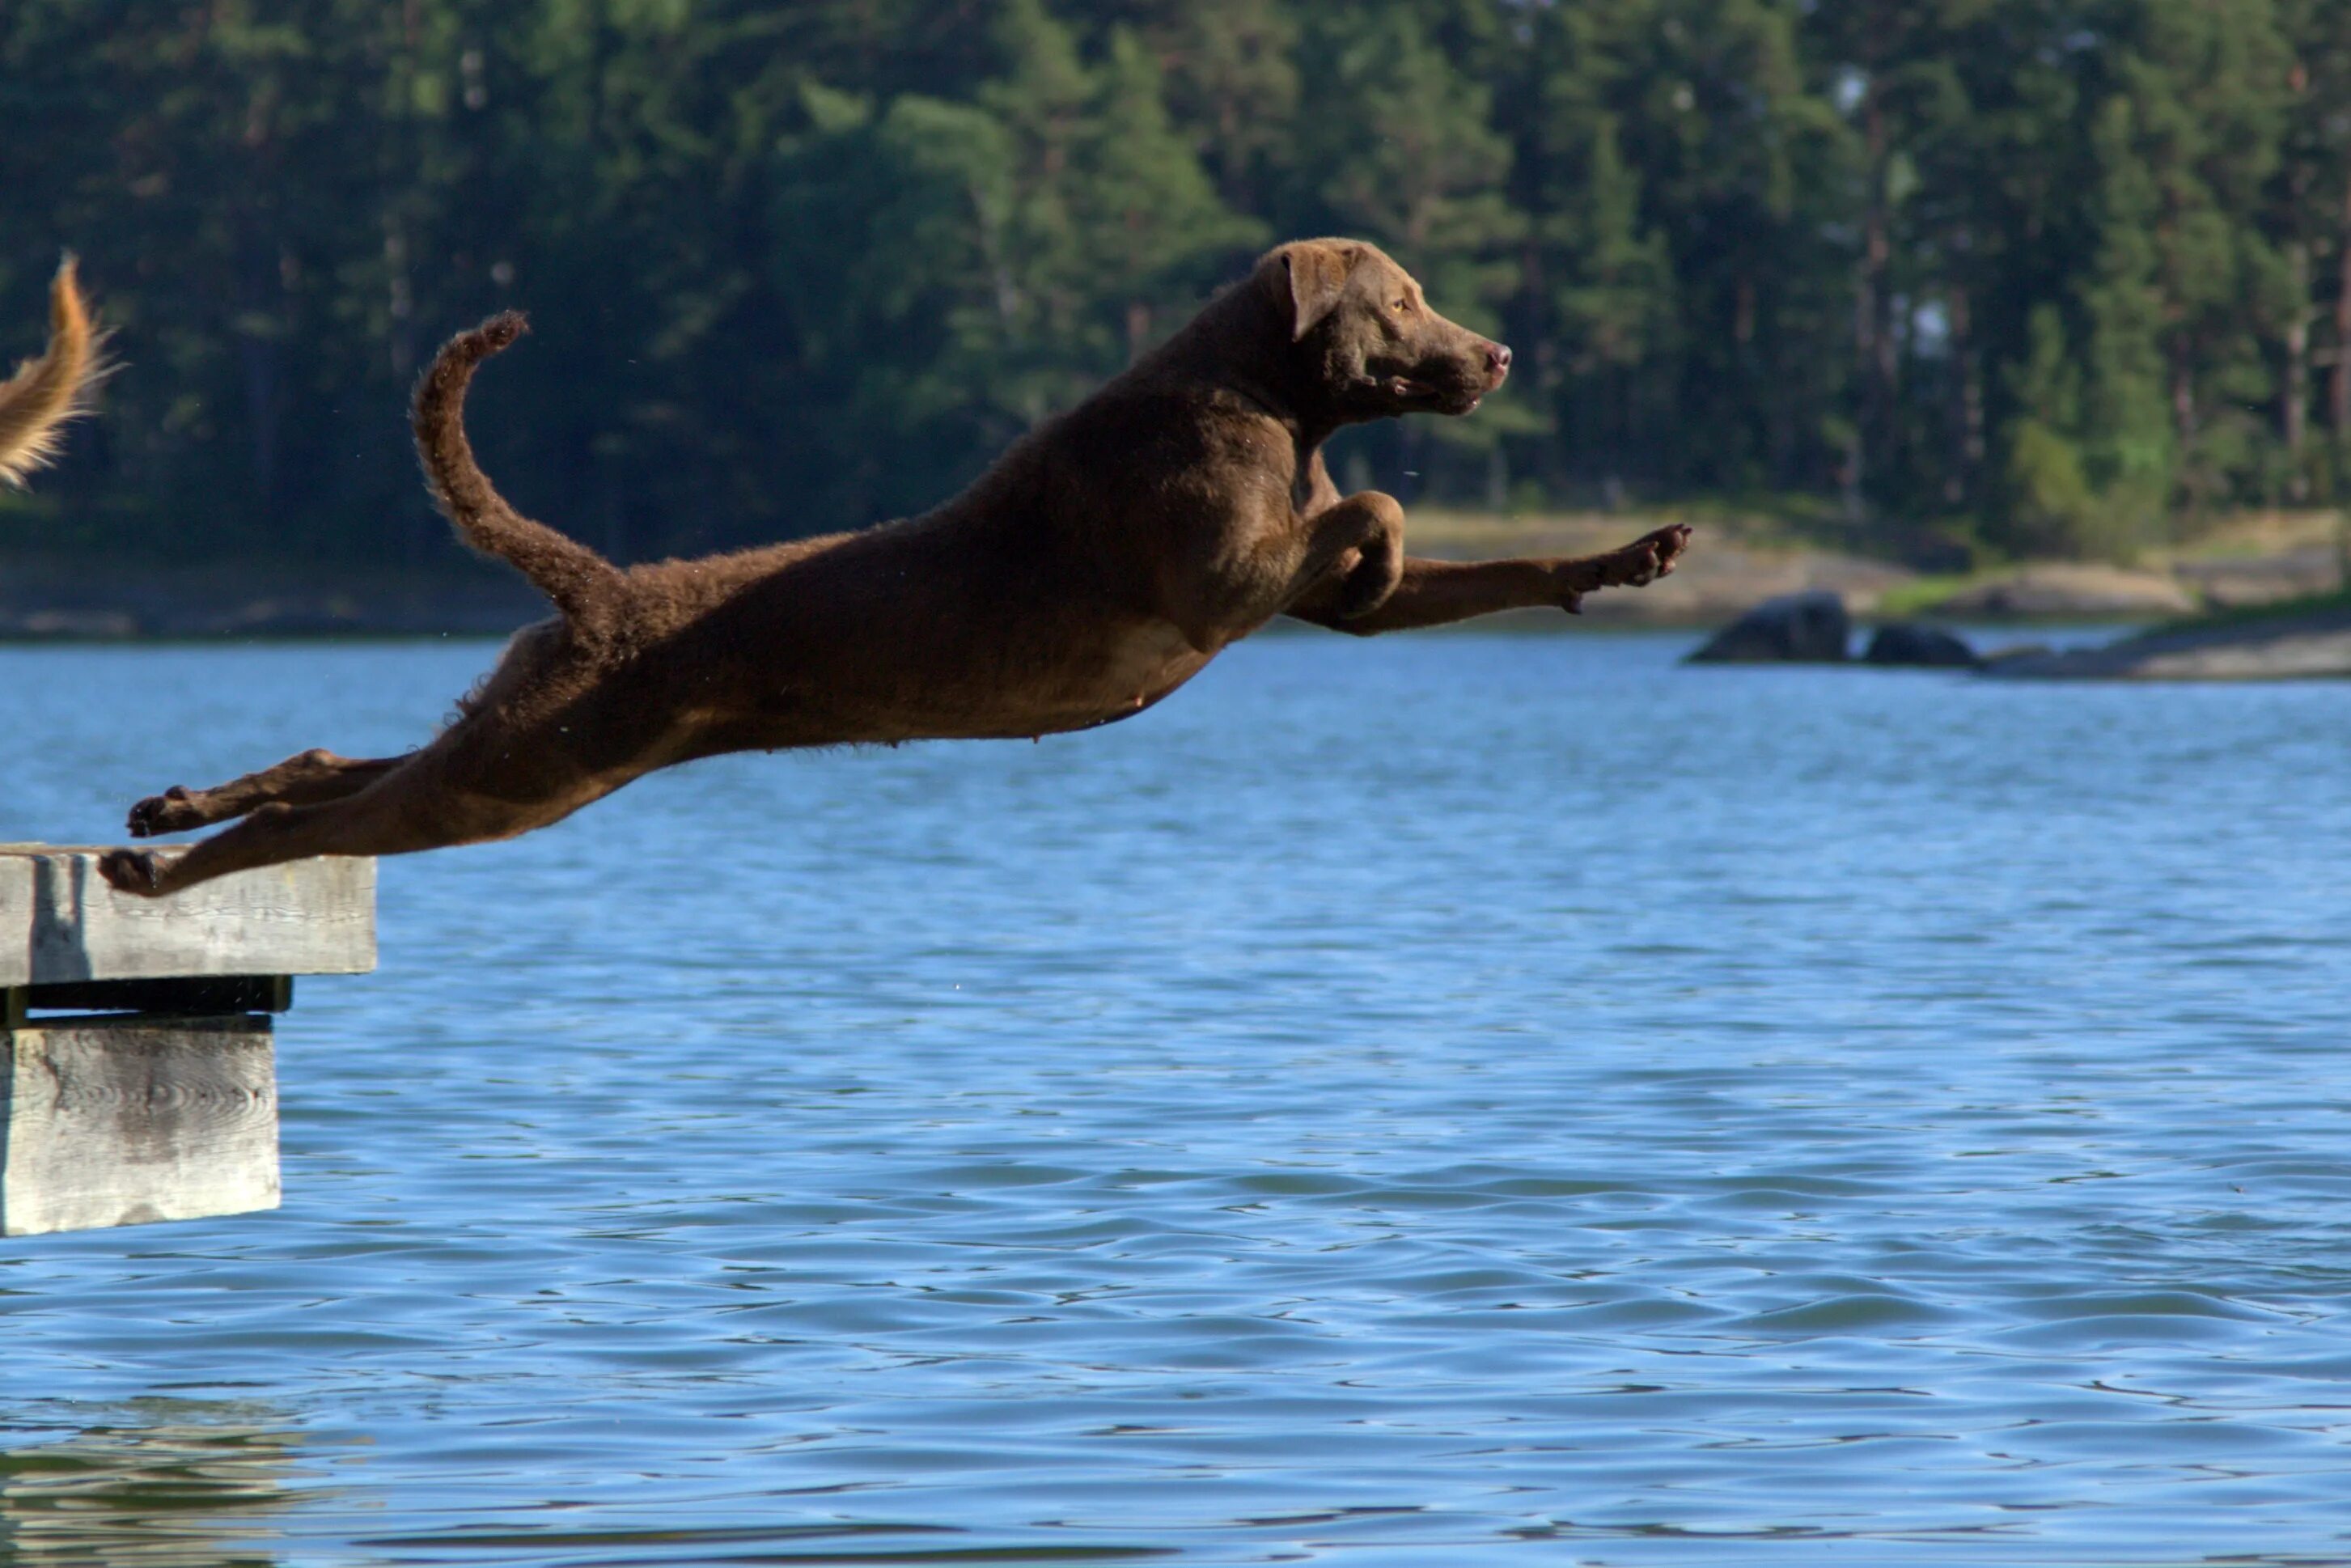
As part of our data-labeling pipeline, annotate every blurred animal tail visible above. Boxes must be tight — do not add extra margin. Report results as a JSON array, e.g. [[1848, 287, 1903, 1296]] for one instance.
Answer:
[[413, 311, 624, 638], [0, 256, 106, 489]]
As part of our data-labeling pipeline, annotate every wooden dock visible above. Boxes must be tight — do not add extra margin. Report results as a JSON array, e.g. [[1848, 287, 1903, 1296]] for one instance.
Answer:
[[2, 847, 375, 1235]]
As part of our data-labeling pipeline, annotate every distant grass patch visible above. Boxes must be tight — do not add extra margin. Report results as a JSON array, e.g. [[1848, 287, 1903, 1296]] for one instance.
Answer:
[[1870, 574, 1985, 619]]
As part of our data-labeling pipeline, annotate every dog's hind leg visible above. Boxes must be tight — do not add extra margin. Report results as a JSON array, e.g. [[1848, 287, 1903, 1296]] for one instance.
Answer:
[[100, 718, 638, 896], [99, 762, 539, 898], [126, 749, 405, 838]]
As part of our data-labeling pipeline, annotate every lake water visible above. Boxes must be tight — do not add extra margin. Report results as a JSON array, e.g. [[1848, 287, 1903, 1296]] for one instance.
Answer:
[[4, 630, 2351, 1566]]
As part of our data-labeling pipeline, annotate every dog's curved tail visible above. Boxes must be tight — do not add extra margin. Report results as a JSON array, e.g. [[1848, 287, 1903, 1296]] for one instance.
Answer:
[[0, 256, 106, 489], [413, 312, 625, 636]]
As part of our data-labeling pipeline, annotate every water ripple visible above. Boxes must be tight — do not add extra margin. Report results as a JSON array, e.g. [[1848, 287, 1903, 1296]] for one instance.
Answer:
[[5, 634, 2351, 1564]]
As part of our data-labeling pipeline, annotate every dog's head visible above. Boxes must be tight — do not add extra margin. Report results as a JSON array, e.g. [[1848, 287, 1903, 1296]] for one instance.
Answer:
[[1260, 239, 1509, 422]]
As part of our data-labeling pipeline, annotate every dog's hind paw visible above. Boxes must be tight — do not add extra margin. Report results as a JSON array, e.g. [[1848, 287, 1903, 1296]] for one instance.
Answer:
[[98, 847, 167, 897], [127, 786, 201, 837]]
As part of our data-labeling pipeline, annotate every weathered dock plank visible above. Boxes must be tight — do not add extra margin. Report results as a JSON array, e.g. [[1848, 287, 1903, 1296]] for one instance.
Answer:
[[2, 1017, 277, 1235], [0, 847, 375, 987]]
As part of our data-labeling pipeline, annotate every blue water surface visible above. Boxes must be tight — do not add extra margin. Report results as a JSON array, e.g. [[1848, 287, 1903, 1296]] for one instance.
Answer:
[[4, 629, 2350, 1565]]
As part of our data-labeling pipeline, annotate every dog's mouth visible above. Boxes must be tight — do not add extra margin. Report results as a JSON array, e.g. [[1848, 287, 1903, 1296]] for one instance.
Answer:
[[1363, 372, 1485, 416], [1383, 375, 1480, 412]]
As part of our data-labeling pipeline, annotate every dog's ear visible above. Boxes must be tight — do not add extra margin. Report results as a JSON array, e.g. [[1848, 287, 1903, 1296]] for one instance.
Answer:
[[1281, 241, 1358, 341]]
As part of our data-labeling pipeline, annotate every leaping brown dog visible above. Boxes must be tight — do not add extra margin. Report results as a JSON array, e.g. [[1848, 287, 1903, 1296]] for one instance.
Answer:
[[106, 239, 1688, 896], [1, 257, 104, 489]]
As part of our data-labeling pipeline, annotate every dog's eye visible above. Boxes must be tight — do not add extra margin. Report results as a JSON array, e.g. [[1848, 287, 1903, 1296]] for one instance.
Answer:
[[1391, 299, 1410, 313]]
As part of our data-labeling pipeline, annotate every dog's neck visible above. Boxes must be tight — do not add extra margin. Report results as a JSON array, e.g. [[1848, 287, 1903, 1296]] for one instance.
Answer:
[[1150, 283, 1343, 450]]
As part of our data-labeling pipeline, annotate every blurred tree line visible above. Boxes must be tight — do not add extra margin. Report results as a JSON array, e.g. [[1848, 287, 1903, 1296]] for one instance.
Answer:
[[3, 0, 2349, 570]]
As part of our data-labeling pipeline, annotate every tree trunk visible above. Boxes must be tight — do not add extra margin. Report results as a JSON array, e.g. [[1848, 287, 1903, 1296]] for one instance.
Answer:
[[1853, 67, 1895, 517], [1945, 282, 1980, 505], [2334, 177, 2351, 436], [385, 2, 422, 386], [235, 269, 279, 519], [383, 214, 414, 384], [2284, 238, 2309, 502], [2171, 346, 2197, 451], [1865, 103, 1897, 404]]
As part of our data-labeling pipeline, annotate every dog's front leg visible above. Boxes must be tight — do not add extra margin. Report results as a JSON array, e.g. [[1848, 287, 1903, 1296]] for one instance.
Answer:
[[1286, 524, 1692, 634], [1298, 489, 1406, 621]]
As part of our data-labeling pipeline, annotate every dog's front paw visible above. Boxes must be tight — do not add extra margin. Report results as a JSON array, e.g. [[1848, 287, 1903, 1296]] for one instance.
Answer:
[[1600, 523, 1691, 587], [98, 848, 168, 897], [127, 786, 202, 837], [1561, 524, 1692, 606]]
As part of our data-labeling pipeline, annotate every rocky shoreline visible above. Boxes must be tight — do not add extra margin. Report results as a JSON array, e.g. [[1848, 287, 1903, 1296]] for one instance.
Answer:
[[1980, 604, 2351, 680], [1688, 590, 2351, 681]]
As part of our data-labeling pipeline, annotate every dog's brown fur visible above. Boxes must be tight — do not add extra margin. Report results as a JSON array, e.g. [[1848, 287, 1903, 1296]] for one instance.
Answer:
[[106, 239, 1688, 896], [0, 257, 104, 489]]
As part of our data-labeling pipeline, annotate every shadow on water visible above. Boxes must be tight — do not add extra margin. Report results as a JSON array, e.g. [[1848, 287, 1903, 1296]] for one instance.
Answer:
[[0, 1401, 320, 1568]]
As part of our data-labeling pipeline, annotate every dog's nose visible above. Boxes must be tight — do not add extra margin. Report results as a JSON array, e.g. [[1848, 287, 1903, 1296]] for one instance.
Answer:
[[1486, 342, 1512, 385]]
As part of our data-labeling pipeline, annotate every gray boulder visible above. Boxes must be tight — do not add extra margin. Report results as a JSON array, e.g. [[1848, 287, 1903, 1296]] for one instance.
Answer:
[[1686, 591, 1850, 663], [1862, 623, 1980, 668]]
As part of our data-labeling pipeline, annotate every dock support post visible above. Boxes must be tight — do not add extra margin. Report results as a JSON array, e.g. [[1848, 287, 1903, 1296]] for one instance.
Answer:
[[0, 848, 373, 1236], [2, 1016, 278, 1235]]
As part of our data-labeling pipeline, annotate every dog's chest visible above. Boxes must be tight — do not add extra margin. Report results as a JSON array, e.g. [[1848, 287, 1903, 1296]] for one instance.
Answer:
[[1095, 617, 1206, 701], [963, 617, 1206, 740], [1288, 434, 1336, 515]]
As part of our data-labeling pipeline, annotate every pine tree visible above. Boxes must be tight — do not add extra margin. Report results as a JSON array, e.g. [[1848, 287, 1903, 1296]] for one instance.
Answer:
[[2276, 0, 2351, 499], [1291, 3, 1524, 490], [4, 0, 2342, 570], [1073, 29, 1266, 362], [2116, 0, 2292, 518], [1131, 0, 1301, 215], [1506, 1, 1674, 496], [1608, 0, 1849, 496]]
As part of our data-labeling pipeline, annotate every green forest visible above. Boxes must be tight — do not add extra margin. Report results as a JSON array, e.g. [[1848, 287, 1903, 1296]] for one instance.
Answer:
[[4, 0, 2349, 574]]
